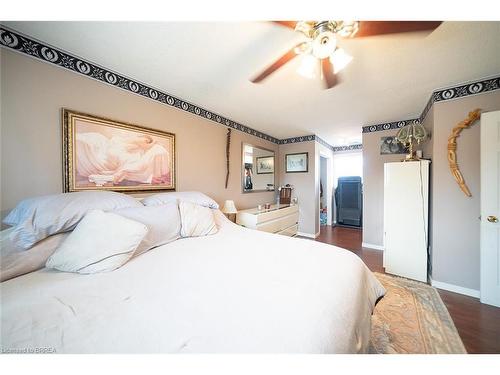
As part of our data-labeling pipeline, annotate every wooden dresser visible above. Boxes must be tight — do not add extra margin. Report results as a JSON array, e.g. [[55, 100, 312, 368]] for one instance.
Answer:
[[236, 204, 299, 237]]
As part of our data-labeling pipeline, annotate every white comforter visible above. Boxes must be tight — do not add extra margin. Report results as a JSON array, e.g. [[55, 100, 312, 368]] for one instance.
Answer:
[[0, 212, 385, 353]]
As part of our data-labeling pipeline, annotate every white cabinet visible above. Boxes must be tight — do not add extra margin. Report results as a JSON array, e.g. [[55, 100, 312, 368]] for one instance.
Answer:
[[383, 160, 429, 282], [236, 204, 299, 236]]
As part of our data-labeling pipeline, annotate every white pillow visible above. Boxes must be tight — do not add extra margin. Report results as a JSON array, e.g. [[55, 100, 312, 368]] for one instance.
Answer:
[[143, 191, 219, 209], [5, 191, 143, 250], [46, 210, 148, 274], [112, 203, 181, 257], [179, 201, 218, 237], [1, 228, 69, 282]]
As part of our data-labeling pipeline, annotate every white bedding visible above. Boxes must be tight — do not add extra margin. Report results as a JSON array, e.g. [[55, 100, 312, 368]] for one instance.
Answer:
[[0, 212, 385, 353]]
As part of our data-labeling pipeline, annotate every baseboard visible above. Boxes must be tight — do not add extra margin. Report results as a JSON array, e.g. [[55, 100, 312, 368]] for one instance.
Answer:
[[430, 278, 480, 298], [361, 242, 385, 251], [297, 231, 320, 239]]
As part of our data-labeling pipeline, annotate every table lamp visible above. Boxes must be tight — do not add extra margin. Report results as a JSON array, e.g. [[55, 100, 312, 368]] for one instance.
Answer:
[[222, 200, 237, 222]]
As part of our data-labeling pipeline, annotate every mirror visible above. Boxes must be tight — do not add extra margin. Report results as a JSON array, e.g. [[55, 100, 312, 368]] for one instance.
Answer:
[[242, 143, 275, 193]]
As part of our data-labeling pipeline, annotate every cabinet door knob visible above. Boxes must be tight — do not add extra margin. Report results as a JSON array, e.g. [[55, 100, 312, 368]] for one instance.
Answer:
[[487, 215, 499, 223]]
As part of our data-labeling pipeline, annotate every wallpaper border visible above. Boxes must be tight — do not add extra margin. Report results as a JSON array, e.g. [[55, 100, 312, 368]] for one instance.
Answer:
[[362, 75, 500, 134], [278, 135, 316, 145], [362, 118, 420, 134], [0, 25, 280, 144], [315, 136, 363, 152], [2, 25, 497, 146]]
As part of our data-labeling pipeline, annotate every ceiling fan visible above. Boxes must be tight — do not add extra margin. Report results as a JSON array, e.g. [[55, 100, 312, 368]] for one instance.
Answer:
[[250, 21, 442, 89]]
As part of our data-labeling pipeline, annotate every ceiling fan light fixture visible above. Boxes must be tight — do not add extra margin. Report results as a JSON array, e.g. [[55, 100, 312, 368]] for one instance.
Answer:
[[294, 21, 314, 37], [293, 41, 312, 55], [336, 21, 359, 38], [312, 31, 337, 59], [329, 48, 353, 74], [297, 54, 318, 79]]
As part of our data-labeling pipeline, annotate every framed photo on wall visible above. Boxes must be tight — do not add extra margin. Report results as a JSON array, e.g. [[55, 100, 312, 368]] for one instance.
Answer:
[[380, 136, 407, 155], [285, 152, 308, 173], [256, 156, 274, 174], [62, 109, 176, 193]]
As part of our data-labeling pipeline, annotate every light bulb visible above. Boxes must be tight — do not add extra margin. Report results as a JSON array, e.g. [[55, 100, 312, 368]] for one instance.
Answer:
[[329, 48, 353, 74], [297, 54, 318, 79]]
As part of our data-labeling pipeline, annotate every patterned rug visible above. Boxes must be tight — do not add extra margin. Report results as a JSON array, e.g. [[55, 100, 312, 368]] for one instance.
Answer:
[[370, 272, 467, 354]]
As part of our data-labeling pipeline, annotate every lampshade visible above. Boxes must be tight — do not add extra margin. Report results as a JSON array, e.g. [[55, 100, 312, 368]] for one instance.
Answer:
[[329, 48, 353, 74], [221, 200, 237, 214], [297, 54, 318, 79]]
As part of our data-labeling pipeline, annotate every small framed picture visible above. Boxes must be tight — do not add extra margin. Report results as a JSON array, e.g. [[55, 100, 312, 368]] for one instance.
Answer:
[[256, 156, 274, 174], [380, 136, 407, 155], [285, 152, 308, 173]]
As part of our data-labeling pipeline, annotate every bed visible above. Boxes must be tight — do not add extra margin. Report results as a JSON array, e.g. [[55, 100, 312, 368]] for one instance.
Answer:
[[1, 211, 385, 353]]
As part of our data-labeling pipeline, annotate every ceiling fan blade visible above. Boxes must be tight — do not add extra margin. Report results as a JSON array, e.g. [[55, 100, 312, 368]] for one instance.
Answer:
[[271, 21, 297, 29], [250, 44, 302, 83], [354, 21, 442, 37], [321, 58, 338, 89]]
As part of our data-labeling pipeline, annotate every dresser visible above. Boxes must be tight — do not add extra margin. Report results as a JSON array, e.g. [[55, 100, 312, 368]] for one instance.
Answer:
[[236, 204, 299, 237]]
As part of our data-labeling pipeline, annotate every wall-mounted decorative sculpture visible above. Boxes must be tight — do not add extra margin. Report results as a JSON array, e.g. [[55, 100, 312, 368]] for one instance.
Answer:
[[225, 128, 231, 189], [447, 108, 481, 197]]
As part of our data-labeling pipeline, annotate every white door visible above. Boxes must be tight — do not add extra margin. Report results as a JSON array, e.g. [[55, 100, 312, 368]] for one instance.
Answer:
[[480, 110, 500, 307]]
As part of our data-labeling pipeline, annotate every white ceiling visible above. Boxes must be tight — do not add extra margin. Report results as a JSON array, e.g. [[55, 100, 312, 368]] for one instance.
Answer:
[[5, 21, 500, 145]]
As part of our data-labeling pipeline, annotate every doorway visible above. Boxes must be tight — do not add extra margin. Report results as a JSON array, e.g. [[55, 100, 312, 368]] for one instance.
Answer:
[[332, 151, 363, 228], [319, 154, 333, 227]]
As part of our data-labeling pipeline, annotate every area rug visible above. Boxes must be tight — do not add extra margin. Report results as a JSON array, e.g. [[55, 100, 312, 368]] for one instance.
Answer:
[[369, 272, 467, 354]]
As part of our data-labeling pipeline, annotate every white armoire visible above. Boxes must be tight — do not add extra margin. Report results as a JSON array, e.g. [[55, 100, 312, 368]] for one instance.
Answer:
[[383, 160, 430, 282]]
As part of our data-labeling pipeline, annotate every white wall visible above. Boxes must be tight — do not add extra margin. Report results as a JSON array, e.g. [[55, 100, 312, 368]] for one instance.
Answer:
[[362, 132, 402, 246], [278, 141, 317, 236]]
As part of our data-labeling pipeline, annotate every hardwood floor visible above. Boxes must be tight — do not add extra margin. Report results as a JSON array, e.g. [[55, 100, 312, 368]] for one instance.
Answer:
[[315, 225, 500, 354]]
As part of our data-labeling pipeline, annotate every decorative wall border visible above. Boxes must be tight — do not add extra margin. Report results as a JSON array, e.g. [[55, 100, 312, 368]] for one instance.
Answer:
[[0, 25, 280, 144], [331, 144, 363, 152], [314, 135, 334, 150], [280, 135, 363, 152], [315, 135, 362, 152], [362, 118, 419, 134], [1, 24, 343, 150], [419, 76, 500, 123], [9, 25, 495, 148], [363, 75, 500, 134], [278, 135, 316, 145]]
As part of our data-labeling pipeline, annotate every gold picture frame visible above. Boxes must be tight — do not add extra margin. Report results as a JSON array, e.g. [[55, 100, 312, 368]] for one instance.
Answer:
[[62, 109, 176, 193]]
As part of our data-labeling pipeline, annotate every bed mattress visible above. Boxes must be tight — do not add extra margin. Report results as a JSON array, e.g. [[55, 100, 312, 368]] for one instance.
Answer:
[[0, 212, 385, 353]]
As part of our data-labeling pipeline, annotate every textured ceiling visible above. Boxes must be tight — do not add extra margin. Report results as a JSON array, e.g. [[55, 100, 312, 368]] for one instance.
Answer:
[[5, 21, 500, 145]]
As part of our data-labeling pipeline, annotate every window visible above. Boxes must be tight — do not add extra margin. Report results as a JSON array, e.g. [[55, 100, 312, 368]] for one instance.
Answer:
[[332, 151, 363, 188], [243, 145, 253, 164]]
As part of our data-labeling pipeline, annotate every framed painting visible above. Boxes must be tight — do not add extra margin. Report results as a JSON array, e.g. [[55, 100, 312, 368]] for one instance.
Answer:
[[285, 152, 308, 173], [62, 109, 175, 193], [380, 136, 408, 155], [256, 156, 274, 174]]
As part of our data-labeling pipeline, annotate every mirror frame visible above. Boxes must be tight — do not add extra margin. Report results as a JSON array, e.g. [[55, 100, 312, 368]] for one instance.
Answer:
[[241, 142, 276, 194]]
